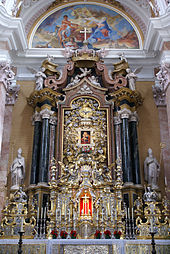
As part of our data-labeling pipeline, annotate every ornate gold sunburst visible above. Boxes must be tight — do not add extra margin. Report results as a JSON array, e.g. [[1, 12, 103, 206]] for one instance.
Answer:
[[79, 105, 93, 118]]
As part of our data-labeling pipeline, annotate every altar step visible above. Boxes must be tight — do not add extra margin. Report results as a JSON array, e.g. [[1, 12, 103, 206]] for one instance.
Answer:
[[0, 239, 170, 254]]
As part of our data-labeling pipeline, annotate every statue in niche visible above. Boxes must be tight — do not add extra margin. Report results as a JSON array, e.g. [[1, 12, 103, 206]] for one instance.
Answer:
[[10, 148, 25, 189], [144, 148, 160, 189]]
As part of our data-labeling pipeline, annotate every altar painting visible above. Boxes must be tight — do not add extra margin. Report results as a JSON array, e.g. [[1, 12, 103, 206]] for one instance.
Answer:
[[32, 4, 139, 49]]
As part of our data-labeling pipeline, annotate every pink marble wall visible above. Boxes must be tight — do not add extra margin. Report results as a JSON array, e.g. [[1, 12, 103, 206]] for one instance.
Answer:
[[0, 105, 13, 219], [0, 82, 6, 156], [158, 106, 170, 202]]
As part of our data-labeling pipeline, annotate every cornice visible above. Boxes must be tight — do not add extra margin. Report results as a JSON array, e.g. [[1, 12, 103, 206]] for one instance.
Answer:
[[144, 11, 170, 51], [0, 5, 27, 51]]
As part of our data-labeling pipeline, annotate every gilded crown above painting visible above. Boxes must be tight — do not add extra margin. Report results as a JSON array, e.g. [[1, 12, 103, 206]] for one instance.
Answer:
[[30, 4, 141, 49]]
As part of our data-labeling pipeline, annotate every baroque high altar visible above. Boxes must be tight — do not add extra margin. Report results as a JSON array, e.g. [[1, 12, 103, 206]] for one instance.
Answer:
[[0, 43, 169, 247]]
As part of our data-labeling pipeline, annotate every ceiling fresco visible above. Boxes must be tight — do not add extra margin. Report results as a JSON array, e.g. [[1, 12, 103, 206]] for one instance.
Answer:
[[31, 4, 140, 49]]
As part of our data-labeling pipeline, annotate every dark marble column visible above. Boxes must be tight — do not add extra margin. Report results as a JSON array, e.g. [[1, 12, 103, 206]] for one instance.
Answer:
[[38, 109, 53, 183], [129, 112, 141, 184], [120, 110, 133, 183], [48, 115, 57, 181], [30, 112, 42, 185]]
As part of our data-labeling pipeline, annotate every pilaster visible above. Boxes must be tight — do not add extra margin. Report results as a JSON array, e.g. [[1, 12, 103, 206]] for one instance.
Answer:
[[153, 63, 170, 201], [0, 61, 19, 220]]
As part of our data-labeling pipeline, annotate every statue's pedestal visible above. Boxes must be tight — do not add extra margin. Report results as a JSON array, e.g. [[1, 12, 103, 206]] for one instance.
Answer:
[[0, 239, 169, 254]]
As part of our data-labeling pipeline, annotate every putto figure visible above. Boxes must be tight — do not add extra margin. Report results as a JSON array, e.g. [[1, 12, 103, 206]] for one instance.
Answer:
[[10, 148, 25, 189], [144, 148, 160, 189]]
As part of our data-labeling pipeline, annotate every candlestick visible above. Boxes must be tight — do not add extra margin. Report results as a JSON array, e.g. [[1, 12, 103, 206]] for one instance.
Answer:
[[151, 218, 153, 232], [20, 217, 24, 232]]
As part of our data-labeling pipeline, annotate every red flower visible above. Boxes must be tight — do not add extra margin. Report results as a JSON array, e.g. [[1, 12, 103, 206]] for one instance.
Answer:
[[114, 230, 122, 236], [60, 230, 68, 238], [104, 230, 111, 236], [51, 230, 58, 237], [95, 230, 101, 237], [70, 230, 77, 238]]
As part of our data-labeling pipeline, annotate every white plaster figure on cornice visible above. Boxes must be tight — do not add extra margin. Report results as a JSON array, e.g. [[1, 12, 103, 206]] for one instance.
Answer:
[[125, 66, 142, 91], [152, 79, 166, 106], [156, 63, 170, 92], [28, 66, 46, 90], [11, 0, 23, 17]]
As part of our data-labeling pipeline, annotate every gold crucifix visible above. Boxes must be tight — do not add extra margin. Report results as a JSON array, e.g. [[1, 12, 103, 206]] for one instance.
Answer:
[[80, 27, 91, 41]]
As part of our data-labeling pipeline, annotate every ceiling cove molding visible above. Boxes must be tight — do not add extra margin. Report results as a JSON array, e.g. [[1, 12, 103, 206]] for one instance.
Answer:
[[144, 11, 170, 51], [0, 5, 27, 51]]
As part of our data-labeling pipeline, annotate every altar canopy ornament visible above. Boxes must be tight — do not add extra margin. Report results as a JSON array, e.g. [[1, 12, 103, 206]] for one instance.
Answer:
[[134, 188, 169, 239], [0, 187, 36, 238]]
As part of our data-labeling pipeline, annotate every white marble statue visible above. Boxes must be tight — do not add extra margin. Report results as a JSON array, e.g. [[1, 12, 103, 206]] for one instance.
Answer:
[[78, 68, 91, 78], [35, 67, 46, 90], [10, 148, 25, 189], [143, 186, 158, 202], [126, 66, 142, 91], [66, 75, 80, 88], [144, 148, 160, 189]]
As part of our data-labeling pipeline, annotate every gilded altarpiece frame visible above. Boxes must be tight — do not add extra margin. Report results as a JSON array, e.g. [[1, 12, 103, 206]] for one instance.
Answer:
[[62, 97, 109, 173]]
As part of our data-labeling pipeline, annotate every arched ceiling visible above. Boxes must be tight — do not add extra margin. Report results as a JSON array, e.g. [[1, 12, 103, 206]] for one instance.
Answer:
[[18, 0, 151, 49]]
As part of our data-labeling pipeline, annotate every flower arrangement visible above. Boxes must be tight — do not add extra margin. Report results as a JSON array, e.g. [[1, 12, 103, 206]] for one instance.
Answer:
[[60, 230, 68, 239], [104, 230, 111, 239], [51, 230, 58, 239], [94, 230, 102, 239], [114, 230, 121, 239], [81, 146, 92, 153], [70, 230, 77, 239]]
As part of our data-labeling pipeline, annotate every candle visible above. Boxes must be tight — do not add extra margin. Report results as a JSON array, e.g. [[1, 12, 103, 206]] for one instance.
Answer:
[[96, 210, 99, 221], [132, 207, 134, 220], [20, 217, 24, 232], [44, 207, 46, 219], [41, 207, 43, 219], [37, 207, 39, 221], [126, 208, 128, 219], [115, 209, 117, 220], [56, 208, 57, 222], [68, 209, 70, 222], [128, 208, 130, 219]]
